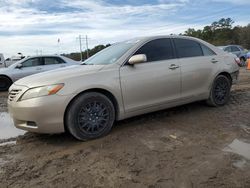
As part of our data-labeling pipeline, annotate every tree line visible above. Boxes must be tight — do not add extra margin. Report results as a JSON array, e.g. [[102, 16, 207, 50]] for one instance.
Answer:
[[64, 18, 250, 61], [182, 18, 250, 49], [63, 44, 110, 61]]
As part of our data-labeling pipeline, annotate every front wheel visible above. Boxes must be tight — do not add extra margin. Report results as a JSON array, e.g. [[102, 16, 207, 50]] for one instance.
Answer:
[[65, 92, 115, 141], [206, 75, 231, 107]]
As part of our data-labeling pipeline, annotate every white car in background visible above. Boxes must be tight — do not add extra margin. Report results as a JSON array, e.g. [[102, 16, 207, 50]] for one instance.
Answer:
[[0, 55, 80, 91]]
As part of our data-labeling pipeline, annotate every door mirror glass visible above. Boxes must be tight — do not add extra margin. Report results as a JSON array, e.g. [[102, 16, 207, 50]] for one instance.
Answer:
[[15, 64, 23, 69], [128, 54, 147, 65]]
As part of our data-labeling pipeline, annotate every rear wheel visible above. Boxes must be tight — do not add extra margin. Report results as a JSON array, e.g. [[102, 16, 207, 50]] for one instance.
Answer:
[[65, 92, 115, 141], [0, 76, 12, 91], [206, 75, 231, 107]]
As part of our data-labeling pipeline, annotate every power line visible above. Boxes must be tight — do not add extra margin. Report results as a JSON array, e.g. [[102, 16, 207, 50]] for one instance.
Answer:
[[76, 35, 90, 61]]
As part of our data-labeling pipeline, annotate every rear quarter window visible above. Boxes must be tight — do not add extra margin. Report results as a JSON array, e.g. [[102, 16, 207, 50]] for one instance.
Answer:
[[174, 38, 203, 58], [201, 44, 216, 56]]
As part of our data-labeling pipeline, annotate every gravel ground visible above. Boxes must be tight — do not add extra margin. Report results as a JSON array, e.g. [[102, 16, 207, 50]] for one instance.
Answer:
[[0, 68, 250, 188]]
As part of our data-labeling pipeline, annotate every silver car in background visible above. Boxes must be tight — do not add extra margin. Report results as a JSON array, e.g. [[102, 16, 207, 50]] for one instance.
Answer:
[[8, 36, 239, 141], [218, 45, 248, 66], [0, 55, 80, 91]]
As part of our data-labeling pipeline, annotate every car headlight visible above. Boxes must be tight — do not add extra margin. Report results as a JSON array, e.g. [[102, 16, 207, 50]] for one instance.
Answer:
[[19, 84, 64, 101]]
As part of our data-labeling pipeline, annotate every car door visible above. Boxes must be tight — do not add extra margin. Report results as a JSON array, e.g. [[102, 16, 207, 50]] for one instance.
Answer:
[[120, 38, 181, 113], [173, 38, 219, 99], [11, 57, 44, 81], [41, 57, 67, 72]]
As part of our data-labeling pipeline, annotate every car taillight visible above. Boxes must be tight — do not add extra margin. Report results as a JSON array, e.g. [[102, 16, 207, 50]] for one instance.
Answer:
[[234, 57, 240, 65]]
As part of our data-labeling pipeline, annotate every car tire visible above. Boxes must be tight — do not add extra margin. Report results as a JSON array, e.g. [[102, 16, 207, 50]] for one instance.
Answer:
[[65, 92, 115, 141], [206, 75, 231, 107], [0, 76, 12, 91]]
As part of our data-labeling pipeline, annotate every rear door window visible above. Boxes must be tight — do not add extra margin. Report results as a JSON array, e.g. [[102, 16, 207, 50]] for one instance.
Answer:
[[231, 46, 240, 52], [44, 57, 65, 65], [174, 38, 203, 58], [134, 38, 175, 62]]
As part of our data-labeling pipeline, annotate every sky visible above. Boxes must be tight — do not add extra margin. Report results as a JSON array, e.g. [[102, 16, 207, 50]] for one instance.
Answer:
[[0, 0, 249, 57]]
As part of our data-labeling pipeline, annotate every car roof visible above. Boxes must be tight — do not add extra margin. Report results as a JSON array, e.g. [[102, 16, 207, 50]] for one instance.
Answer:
[[131, 35, 204, 42], [25, 54, 63, 58], [222, 45, 242, 48]]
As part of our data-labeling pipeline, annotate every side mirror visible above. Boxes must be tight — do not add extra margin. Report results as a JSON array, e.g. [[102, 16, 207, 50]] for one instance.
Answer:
[[16, 64, 23, 69], [128, 54, 147, 65]]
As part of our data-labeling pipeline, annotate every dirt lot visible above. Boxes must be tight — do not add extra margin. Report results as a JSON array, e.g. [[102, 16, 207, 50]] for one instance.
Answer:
[[0, 69, 250, 188]]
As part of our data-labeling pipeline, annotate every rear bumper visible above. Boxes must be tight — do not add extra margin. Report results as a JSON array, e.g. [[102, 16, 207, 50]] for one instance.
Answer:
[[231, 70, 239, 84]]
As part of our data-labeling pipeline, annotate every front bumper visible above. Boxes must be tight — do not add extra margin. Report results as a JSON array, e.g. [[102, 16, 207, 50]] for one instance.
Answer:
[[8, 85, 73, 134]]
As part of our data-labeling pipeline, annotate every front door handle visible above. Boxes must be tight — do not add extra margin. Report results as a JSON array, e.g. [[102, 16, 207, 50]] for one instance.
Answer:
[[211, 58, 218, 63], [36, 67, 42, 70], [169, 64, 180, 70]]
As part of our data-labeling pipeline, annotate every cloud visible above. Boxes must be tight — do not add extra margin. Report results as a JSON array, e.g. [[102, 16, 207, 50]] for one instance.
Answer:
[[0, 0, 190, 56], [211, 0, 250, 4], [0, 0, 248, 57]]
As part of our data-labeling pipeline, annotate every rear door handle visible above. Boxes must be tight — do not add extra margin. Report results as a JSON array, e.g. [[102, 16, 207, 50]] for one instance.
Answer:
[[36, 67, 42, 70], [169, 64, 180, 70], [211, 58, 218, 63]]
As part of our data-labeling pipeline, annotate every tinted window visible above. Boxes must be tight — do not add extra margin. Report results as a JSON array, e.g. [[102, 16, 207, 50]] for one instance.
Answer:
[[231, 46, 240, 52], [134, 38, 174, 62], [201, 44, 216, 56], [224, 47, 231, 52], [174, 39, 203, 58], [22, 58, 42, 67], [44, 57, 64, 65]]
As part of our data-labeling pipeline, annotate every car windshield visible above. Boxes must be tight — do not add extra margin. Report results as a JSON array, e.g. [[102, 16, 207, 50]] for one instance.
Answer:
[[82, 40, 139, 65]]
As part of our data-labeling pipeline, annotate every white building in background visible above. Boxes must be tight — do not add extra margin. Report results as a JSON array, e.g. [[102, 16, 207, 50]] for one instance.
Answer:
[[0, 53, 25, 68]]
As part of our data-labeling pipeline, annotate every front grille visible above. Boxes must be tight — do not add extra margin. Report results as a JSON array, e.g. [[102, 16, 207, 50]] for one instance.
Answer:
[[8, 89, 22, 102]]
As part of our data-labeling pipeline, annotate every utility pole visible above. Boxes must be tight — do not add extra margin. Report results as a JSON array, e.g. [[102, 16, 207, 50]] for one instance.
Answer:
[[86, 35, 89, 59], [78, 35, 83, 61], [77, 35, 89, 61]]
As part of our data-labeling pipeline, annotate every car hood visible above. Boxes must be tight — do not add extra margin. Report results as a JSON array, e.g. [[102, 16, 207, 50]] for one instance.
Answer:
[[14, 65, 105, 88]]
